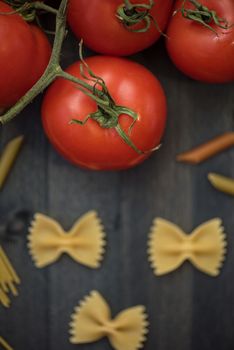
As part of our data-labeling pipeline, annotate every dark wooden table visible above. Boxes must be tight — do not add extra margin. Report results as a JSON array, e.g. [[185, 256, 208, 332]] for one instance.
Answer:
[[0, 19, 233, 350]]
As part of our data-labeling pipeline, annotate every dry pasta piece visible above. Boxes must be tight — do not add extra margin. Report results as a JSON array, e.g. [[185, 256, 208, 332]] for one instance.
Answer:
[[148, 218, 226, 276], [0, 288, 10, 308], [208, 173, 234, 196], [69, 290, 148, 350], [177, 132, 234, 164], [0, 246, 20, 308], [0, 135, 24, 189], [0, 337, 13, 350], [28, 211, 106, 268]]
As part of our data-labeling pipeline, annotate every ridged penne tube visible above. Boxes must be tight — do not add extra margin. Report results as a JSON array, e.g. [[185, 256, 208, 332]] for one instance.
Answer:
[[0, 135, 24, 189], [208, 173, 234, 196], [0, 336, 13, 350]]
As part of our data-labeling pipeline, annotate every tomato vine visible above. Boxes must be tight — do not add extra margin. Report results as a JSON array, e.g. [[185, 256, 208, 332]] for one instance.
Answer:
[[0, 0, 147, 154]]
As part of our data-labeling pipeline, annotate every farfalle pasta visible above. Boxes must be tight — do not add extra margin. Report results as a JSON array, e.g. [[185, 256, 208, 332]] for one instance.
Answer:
[[148, 218, 226, 276], [0, 246, 20, 308], [69, 291, 148, 350], [28, 211, 106, 268]]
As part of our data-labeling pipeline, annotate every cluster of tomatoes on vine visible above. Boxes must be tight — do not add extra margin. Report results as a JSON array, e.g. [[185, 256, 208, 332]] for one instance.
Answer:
[[0, 0, 233, 170]]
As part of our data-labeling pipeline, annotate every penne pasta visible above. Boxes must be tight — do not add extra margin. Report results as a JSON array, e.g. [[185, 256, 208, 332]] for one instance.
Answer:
[[177, 132, 234, 164], [0, 135, 24, 189], [0, 336, 13, 350], [208, 173, 234, 196]]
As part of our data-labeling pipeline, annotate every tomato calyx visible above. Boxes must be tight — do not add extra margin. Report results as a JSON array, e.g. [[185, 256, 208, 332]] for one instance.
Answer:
[[3, 0, 36, 21], [175, 0, 233, 35], [0, 0, 57, 24], [116, 0, 164, 35], [71, 107, 143, 155], [69, 44, 143, 155]]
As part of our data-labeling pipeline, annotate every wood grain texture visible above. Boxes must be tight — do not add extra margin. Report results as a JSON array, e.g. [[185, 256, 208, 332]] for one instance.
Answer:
[[0, 23, 233, 350]]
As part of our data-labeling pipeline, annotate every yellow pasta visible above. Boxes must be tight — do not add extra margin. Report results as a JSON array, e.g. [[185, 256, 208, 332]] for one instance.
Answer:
[[69, 291, 148, 350], [208, 173, 234, 196], [0, 246, 20, 307], [0, 336, 13, 350], [148, 218, 226, 276], [0, 135, 24, 189], [0, 288, 10, 308], [28, 211, 106, 268]]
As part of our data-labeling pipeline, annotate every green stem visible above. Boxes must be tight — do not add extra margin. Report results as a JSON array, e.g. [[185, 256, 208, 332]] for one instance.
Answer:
[[178, 0, 231, 33], [115, 124, 142, 154], [0, 0, 148, 155], [32, 2, 58, 16], [2, 0, 59, 22], [58, 71, 111, 107], [0, 0, 67, 124], [116, 0, 165, 35], [123, 0, 133, 10], [0, 70, 58, 124], [188, 0, 202, 8]]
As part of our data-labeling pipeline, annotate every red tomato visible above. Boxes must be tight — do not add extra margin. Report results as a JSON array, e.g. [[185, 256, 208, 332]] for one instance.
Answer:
[[166, 0, 234, 83], [67, 0, 173, 56], [0, 1, 51, 109], [42, 56, 167, 170]]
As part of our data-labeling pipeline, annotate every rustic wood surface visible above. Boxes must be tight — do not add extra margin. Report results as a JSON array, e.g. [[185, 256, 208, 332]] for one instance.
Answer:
[[0, 15, 233, 350]]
